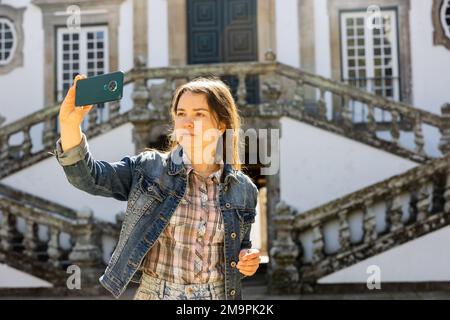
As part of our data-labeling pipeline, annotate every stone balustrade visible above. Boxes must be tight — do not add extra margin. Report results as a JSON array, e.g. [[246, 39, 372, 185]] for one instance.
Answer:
[[0, 183, 120, 287], [1, 61, 448, 177], [269, 152, 450, 293]]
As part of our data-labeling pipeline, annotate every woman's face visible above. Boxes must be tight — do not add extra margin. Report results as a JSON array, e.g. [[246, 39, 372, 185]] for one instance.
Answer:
[[174, 91, 225, 163]]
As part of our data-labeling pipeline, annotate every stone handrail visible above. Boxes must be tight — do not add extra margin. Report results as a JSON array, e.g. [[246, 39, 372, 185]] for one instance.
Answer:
[[269, 154, 450, 293], [276, 64, 444, 161], [130, 61, 446, 162], [2, 61, 448, 178], [278, 64, 442, 128]]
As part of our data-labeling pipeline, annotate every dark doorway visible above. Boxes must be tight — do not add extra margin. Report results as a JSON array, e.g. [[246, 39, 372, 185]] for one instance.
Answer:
[[187, 0, 259, 104]]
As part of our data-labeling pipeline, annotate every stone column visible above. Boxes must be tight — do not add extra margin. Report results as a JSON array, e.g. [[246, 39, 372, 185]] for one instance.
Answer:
[[68, 207, 102, 285], [130, 0, 152, 154], [298, 0, 316, 73], [298, 0, 316, 109], [133, 0, 148, 65], [268, 201, 299, 294], [129, 55, 152, 154]]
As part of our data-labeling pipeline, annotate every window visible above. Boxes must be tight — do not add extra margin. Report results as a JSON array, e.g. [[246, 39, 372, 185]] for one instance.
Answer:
[[0, 18, 17, 65], [340, 10, 400, 122], [341, 10, 400, 100], [57, 26, 109, 128], [57, 26, 108, 101], [440, 0, 450, 39], [0, 4, 25, 75]]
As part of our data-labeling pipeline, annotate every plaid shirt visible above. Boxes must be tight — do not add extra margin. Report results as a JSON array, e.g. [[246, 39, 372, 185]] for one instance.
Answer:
[[142, 152, 225, 284]]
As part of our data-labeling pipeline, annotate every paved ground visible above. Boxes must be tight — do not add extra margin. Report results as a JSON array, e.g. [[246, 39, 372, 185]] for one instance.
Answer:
[[3, 286, 450, 300], [2, 273, 450, 300]]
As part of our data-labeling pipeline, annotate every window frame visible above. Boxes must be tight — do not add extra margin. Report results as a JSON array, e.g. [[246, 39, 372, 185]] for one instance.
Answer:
[[440, 0, 450, 38], [56, 25, 109, 102], [340, 9, 401, 101], [0, 17, 18, 66], [433, 0, 450, 50], [0, 4, 25, 75]]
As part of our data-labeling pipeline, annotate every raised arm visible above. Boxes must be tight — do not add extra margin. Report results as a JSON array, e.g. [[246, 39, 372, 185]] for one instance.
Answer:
[[53, 75, 138, 201]]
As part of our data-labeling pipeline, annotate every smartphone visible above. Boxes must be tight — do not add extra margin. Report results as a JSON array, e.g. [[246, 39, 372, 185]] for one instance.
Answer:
[[75, 71, 124, 107]]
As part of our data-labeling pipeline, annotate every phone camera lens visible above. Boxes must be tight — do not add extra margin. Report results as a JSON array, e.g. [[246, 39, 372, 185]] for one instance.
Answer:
[[108, 80, 118, 92]]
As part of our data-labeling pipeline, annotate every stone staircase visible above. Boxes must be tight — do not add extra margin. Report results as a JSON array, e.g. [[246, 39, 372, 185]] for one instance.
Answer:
[[269, 150, 450, 294], [0, 60, 446, 180], [1, 59, 448, 294], [0, 182, 120, 294]]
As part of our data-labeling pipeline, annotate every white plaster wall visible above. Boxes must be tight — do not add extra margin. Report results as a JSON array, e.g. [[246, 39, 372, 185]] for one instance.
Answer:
[[148, 0, 169, 68], [280, 116, 419, 213], [1, 123, 135, 223], [0, 264, 52, 288], [0, 0, 44, 125], [314, 0, 332, 78], [118, 0, 134, 114], [119, 0, 133, 72], [319, 224, 450, 283], [275, 0, 300, 68], [410, 0, 450, 114]]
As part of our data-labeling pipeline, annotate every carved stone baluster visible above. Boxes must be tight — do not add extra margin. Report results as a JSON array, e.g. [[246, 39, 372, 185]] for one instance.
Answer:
[[439, 103, 450, 155], [414, 113, 425, 156], [0, 134, 9, 171], [268, 201, 299, 294], [318, 88, 327, 120], [341, 95, 353, 130], [88, 107, 98, 130], [23, 219, 39, 258], [22, 126, 32, 158], [0, 208, 20, 251], [386, 187, 403, 232], [363, 198, 377, 243], [261, 73, 281, 102], [416, 178, 430, 222], [390, 111, 400, 146], [130, 57, 151, 114], [43, 117, 57, 150], [293, 76, 305, 112], [237, 73, 247, 106], [311, 221, 325, 264], [160, 77, 174, 118], [444, 167, 450, 216], [68, 207, 102, 284], [338, 209, 350, 251], [108, 101, 121, 123], [366, 102, 377, 136], [47, 226, 62, 268]]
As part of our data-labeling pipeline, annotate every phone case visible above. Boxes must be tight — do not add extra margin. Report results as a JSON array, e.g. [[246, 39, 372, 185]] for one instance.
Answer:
[[75, 71, 124, 107]]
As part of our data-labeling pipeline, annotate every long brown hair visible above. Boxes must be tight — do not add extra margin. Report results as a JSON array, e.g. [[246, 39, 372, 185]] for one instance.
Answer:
[[167, 77, 242, 170]]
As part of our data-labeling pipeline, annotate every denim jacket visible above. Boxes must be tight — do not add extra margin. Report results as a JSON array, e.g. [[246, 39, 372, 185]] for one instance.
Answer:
[[53, 134, 258, 299]]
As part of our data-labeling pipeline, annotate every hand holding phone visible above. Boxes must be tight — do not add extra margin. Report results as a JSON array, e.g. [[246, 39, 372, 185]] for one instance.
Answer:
[[59, 74, 93, 128], [58, 74, 93, 152]]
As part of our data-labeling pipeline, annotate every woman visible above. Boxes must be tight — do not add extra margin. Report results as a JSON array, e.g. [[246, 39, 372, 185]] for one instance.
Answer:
[[54, 74, 260, 300]]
